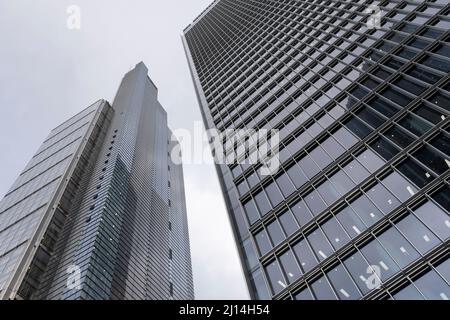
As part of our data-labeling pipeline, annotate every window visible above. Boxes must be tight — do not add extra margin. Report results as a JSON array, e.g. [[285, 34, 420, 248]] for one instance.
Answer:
[[250, 269, 271, 300], [413, 145, 449, 175], [317, 181, 341, 205], [321, 135, 345, 159], [343, 159, 370, 184], [407, 65, 441, 84], [278, 210, 298, 236], [336, 205, 367, 237], [293, 239, 318, 273], [413, 103, 447, 124], [265, 182, 284, 207], [370, 137, 399, 160], [267, 220, 285, 246], [430, 133, 450, 156], [366, 182, 401, 215], [332, 127, 359, 149], [299, 155, 321, 179], [326, 264, 362, 300], [377, 227, 419, 268], [396, 214, 440, 255], [357, 149, 385, 173], [360, 239, 400, 281], [279, 250, 302, 283], [290, 199, 314, 226], [414, 270, 450, 300], [276, 173, 296, 197], [435, 259, 450, 284], [413, 201, 450, 241], [397, 158, 435, 188], [432, 185, 450, 212], [310, 146, 333, 169], [287, 164, 308, 188], [242, 239, 259, 270], [255, 191, 272, 217], [305, 190, 327, 216], [321, 217, 351, 250], [393, 283, 424, 300], [265, 260, 286, 295], [311, 275, 337, 300], [244, 199, 260, 225], [307, 229, 334, 261], [368, 97, 398, 117], [399, 114, 432, 136], [385, 126, 414, 148], [294, 287, 314, 300], [329, 170, 356, 195], [343, 251, 374, 294], [382, 87, 413, 106], [350, 194, 383, 226], [255, 229, 271, 256], [381, 171, 417, 202], [345, 117, 372, 139]]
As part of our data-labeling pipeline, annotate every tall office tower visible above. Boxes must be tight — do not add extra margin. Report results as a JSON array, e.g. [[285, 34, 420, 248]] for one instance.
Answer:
[[183, 0, 450, 300], [0, 62, 194, 300]]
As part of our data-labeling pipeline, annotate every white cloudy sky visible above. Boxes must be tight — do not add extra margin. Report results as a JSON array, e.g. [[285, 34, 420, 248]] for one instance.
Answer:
[[0, 0, 249, 300]]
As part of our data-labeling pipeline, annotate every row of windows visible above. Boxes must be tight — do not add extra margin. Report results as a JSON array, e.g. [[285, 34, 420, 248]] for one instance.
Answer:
[[222, 29, 449, 180], [225, 32, 450, 177], [242, 113, 449, 231], [258, 191, 450, 297], [192, 0, 391, 88]]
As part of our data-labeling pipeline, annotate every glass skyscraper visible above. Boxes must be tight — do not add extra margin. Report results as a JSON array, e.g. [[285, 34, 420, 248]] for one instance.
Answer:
[[183, 0, 450, 300], [0, 62, 194, 300]]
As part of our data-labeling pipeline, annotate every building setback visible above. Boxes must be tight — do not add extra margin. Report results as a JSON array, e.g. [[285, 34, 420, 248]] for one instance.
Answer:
[[0, 62, 194, 300], [183, 0, 450, 300]]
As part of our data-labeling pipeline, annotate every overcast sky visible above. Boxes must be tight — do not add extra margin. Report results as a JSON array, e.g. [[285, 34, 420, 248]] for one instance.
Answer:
[[0, 0, 249, 300]]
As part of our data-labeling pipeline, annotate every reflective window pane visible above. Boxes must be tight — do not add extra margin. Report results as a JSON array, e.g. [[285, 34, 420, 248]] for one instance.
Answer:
[[307, 229, 334, 261], [294, 287, 314, 300], [350, 194, 384, 227], [393, 283, 424, 300], [267, 220, 285, 246], [265, 182, 284, 207], [377, 227, 419, 268], [366, 183, 401, 215], [357, 149, 385, 173], [293, 239, 318, 273], [278, 210, 298, 236], [414, 270, 450, 300], [343, 251, 373, 294], [244, 199, 260, 224], [255, 229, 272, 256], [279, 250, 302, 284], [326, 264, 362, 300], [311, 275, 338, 300], [322, 217, 351, 250], [251, 269, 271, 300], [290, 199, 314, 226], [336, 206, 367, 238], [304, 190, 327, 216], [343, 159, 370, 184], [255, 190, 272, 217], [381, 171, 417, 202], [413, 201, 450, 241], [265, 260, 286, 295], [360, 239, 400, 281]]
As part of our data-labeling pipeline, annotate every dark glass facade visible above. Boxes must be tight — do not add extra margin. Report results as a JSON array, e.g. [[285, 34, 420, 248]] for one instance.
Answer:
[[183, 0, 450, 300], [0, 62, 194, 300]]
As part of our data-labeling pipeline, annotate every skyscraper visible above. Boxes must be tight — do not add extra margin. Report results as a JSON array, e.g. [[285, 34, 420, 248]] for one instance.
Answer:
[[183, 0, 450, 300], [0, 62, 194, 300]]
